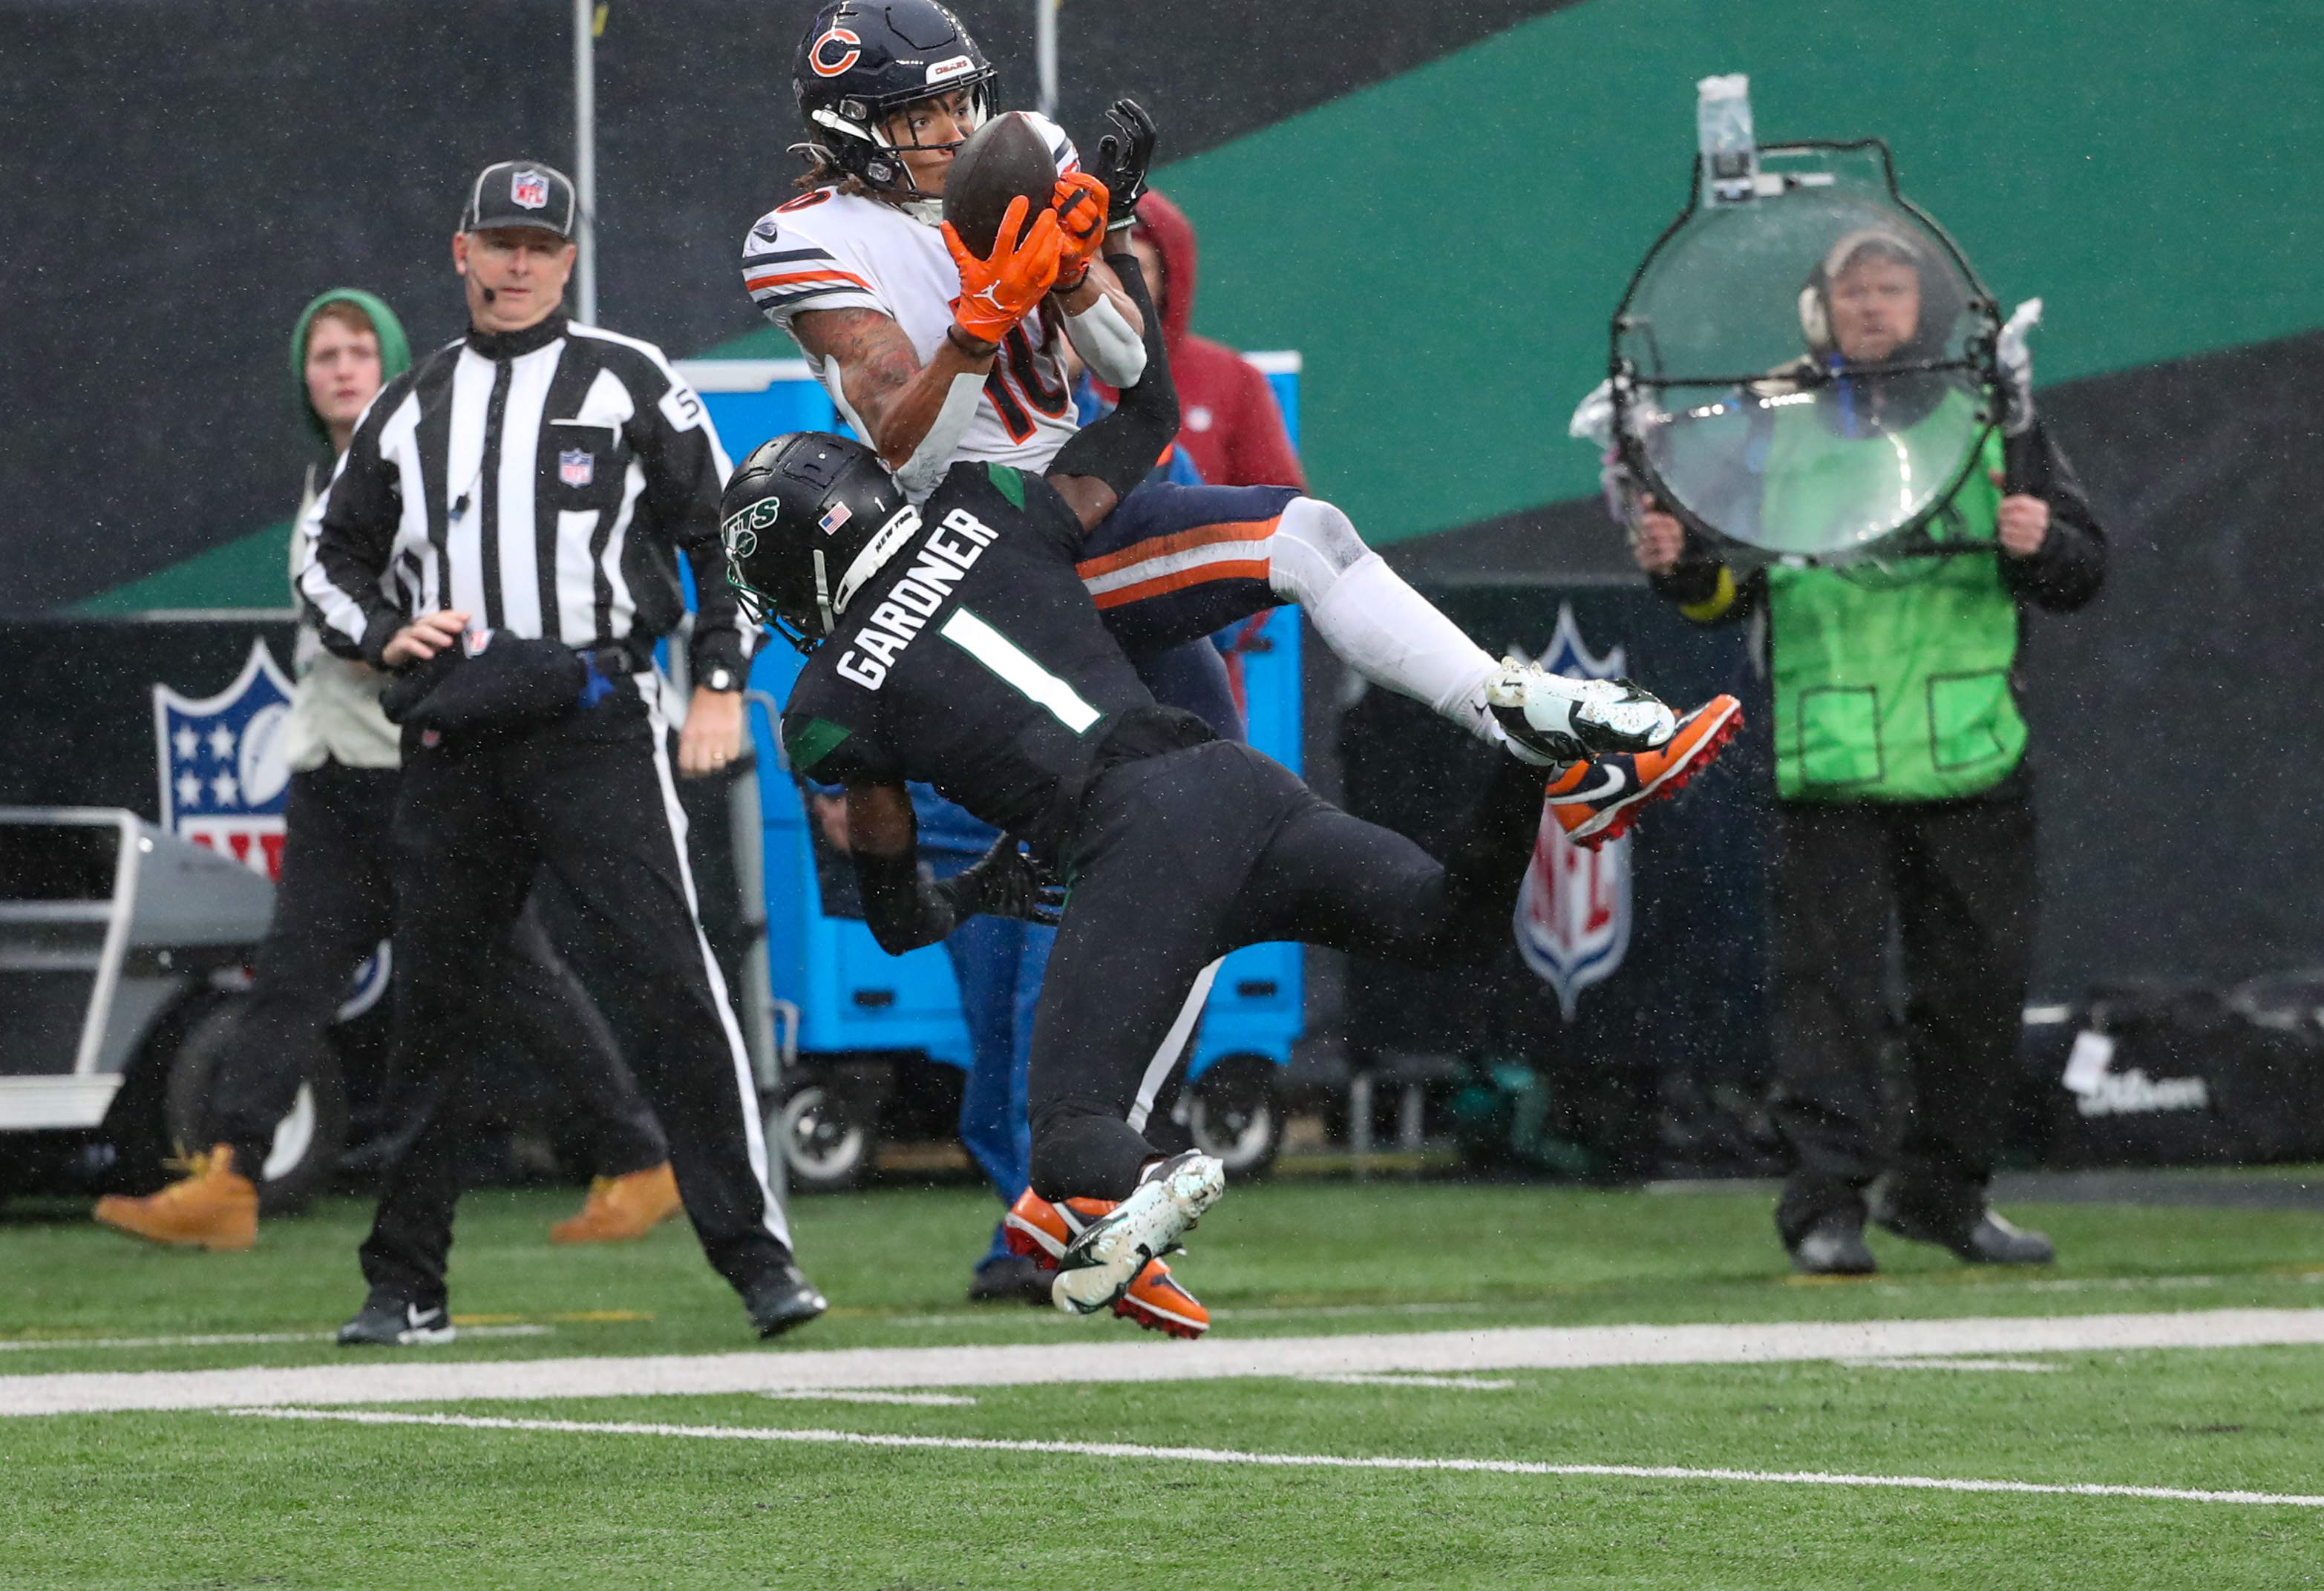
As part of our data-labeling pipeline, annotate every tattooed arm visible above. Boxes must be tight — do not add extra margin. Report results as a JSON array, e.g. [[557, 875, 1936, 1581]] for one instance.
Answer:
[[791, 307, 998, 472]]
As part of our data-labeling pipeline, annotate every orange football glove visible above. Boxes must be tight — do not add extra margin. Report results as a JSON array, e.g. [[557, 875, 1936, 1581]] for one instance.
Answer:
[[1050, 171, 1110, 291], [944, 194, 1064, 346]]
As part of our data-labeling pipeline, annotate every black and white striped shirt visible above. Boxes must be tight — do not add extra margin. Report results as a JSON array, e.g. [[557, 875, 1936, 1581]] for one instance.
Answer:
[[304, 313, 753, 686]]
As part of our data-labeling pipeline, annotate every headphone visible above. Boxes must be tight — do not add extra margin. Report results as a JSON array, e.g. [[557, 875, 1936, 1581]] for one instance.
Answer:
[[1797, 227, 1960, 360]]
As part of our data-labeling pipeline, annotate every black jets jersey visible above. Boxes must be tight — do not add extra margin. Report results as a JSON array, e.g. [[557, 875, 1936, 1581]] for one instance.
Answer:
[[780, 462, 1182, 840]]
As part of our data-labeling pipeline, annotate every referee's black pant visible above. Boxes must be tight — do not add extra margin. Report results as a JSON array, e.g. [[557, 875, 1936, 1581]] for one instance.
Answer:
[[1767, 773, 2037, 1247], [359, 689, 791, 1307], [212, 759, 666, 1184]]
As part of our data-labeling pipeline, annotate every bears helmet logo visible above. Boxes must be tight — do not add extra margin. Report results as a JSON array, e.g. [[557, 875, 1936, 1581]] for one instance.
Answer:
[[809, 24, 861, 77]]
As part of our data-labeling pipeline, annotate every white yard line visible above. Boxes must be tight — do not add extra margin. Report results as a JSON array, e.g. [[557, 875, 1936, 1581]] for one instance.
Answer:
[[886, 1300, 1490, 1329], [8, 1307, 2324, 1417], [232, 1408, 2324, 1511], [1303, 1373, 1515, 1389], [759, 1390, 979, 1407], [0, 1325, 551, 1354], [1842, 1357, 2063, 1373]]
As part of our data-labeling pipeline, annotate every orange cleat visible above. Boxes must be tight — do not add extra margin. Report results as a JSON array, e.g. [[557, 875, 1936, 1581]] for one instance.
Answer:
[[92, 1144, 258, 1251], [1004, 1187, 1210, 1339], [1546, 695, 1742, 850], [550, 1161, 684, 1244]]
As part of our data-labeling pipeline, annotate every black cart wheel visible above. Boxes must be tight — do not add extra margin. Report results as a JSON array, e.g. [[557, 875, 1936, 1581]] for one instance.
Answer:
[[1186, 1052, 1283, 1179], [770, 1078, 874, 1194], [164, 997, 350, 1216]]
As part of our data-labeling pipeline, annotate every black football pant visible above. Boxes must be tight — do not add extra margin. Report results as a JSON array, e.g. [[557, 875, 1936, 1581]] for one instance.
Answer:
[[211, 759, 665, 1182], [1027, 741, 1545, 1201], [1767, 782, 2038, 1246], [359, 703, 791, 1308]]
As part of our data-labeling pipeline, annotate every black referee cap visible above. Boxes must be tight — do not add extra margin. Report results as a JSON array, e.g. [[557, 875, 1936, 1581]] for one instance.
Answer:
[[460, 160, 577, 237]]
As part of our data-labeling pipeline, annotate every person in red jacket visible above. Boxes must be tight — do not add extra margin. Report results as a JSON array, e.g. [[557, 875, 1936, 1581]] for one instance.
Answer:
[[1122, 189, 1306, 491]]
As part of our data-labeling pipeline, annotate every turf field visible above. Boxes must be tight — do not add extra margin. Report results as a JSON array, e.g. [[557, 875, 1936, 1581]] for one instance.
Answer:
[[7, 1178, 2324, 1588]]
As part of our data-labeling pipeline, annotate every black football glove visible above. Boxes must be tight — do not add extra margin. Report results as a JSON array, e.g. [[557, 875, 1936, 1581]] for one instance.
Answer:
[[933, 835, 1064, 925], [1090, 98, 1159, 232]]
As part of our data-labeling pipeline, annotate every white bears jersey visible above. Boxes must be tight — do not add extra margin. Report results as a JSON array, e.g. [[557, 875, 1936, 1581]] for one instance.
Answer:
[[742, 113, 1084, 475]]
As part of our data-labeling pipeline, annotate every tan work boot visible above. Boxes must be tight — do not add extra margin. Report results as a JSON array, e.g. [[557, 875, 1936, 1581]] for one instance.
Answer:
[[92, 1145, 259, 1251], [549, 1161, 683, 1244]]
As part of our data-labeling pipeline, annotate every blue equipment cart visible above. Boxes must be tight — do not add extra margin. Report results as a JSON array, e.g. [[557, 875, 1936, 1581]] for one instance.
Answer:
[[679, 356, 1306, 1184]]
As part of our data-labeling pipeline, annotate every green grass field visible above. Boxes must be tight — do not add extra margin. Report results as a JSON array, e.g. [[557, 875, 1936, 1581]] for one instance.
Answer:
[[7, 1179, 2324, 1588]]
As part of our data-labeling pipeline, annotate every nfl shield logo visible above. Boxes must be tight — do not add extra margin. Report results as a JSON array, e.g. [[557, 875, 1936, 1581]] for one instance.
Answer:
[[153, 639, 297, 878], [559, 448, 595, 488], [1512, 604, 1634, 1022], [511, 169, 551, 210]]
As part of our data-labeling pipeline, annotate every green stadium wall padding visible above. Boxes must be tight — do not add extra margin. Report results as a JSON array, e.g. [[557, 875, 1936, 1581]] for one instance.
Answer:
[[75, 521, 293, 615]]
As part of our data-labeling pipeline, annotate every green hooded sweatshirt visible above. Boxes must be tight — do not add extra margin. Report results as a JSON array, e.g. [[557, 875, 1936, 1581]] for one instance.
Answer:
[[285, 289, 413, 770], [289, 288, 412, 453]]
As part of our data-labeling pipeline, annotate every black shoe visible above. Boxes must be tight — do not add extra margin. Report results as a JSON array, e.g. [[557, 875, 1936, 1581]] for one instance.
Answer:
[[1877, 1203, 2055, 1266], [745, 1262, 829, 1339], [966, 1253, 1051, 1306], [1788, 1220, 1877, 1276], [336, 1297, 456, 1347]]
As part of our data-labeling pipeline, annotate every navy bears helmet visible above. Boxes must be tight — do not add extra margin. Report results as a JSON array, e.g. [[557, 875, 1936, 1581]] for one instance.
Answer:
[[793, 1, 997, 208]]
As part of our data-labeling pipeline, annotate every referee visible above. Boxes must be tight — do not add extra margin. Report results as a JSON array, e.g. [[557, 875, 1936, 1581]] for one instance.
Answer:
[[304, 159, 824, 1343]]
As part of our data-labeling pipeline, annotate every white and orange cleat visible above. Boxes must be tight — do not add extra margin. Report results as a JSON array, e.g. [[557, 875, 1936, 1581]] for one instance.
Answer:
[[1545, 695, 1743, 849], [1485, 660, 1677, 766], [1052, 1152, 1224, 1324], [1004, 1185, 1211, 1339]]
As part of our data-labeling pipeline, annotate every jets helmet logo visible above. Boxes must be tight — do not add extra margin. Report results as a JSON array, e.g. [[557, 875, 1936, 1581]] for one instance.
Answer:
[[510, 169, 551, 210], [724, 496, 779, 559], [1512, 605, 1634, 1022], [809, 24, 862, 76]]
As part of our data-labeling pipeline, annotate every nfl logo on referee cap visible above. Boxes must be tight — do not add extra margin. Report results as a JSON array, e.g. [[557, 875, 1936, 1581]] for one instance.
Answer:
[[511, 168, 551, 210], [1512, 604, 1634, 1023], [559, 448, 595, 487]]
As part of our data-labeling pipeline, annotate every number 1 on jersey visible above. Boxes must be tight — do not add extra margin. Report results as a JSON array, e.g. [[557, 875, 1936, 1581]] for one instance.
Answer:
[[939, 608, 1101, 733]]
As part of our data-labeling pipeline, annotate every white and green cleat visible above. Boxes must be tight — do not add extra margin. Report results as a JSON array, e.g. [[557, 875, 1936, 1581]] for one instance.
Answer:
[[1052, 1150, 1226, 1318]]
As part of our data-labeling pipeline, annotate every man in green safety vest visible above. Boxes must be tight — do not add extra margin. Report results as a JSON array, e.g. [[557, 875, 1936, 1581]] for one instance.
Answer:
[[1634, 227, 2107, 1276]]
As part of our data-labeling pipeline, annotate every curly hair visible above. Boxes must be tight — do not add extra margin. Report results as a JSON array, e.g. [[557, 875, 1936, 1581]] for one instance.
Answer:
[[792, 145, 874, 197]]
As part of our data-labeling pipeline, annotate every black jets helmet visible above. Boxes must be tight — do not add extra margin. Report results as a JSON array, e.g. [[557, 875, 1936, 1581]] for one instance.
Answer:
[[722, 431, 921, 653], [793, 0, 997, 216]]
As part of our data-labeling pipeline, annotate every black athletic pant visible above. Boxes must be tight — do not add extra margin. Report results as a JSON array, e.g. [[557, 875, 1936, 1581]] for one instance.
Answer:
[[1767, 779, 2038, 1246], [212, 760, 665, 1181], [359, 698, 790, 1307], [1027, 740, 1545, 1200]]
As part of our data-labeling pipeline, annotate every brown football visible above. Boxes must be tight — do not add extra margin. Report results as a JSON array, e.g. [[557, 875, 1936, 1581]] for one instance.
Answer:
[[942, 111, 1058, 258]]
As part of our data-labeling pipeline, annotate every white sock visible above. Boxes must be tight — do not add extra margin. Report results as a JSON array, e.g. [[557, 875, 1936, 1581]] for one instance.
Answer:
[[1310, 556, 1502, 741], [1272, 499, 1503, 745]]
